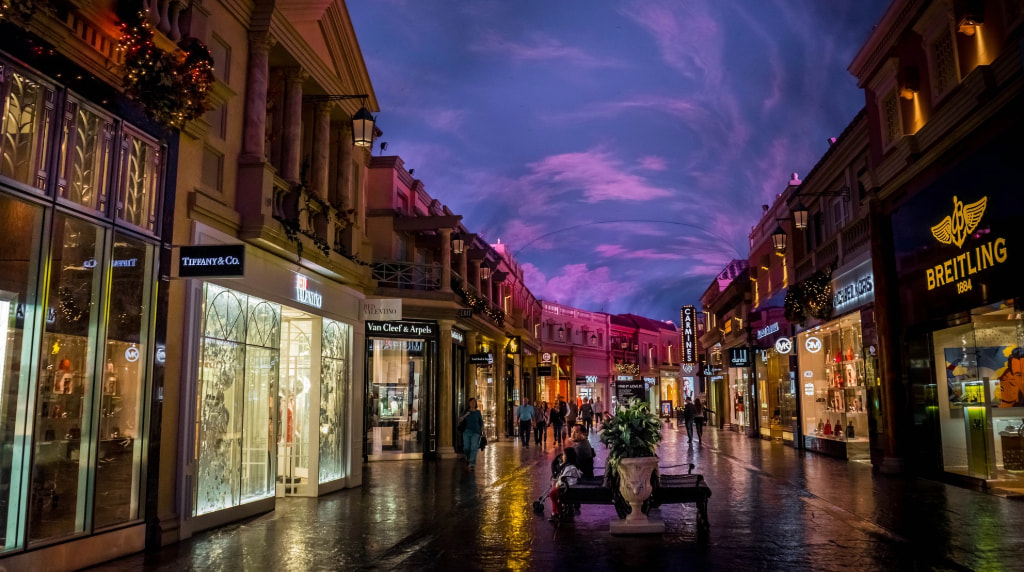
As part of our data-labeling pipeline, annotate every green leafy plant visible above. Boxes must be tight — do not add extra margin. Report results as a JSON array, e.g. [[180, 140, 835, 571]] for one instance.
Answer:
[[599, 398, 662, 479]]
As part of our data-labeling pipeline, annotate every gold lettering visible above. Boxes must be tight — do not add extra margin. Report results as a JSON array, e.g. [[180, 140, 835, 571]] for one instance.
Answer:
[[981, 242, 994, 268], [995, 237, 1008, 263], [934, 264, 945, 286], [956, 253, 966, 279], [927, 268, 936, 290], [969, 247, 978, 275], [944, 260, 953, 284]]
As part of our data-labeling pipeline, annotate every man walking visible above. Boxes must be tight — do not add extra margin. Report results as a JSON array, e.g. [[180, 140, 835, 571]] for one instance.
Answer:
[[516, 398, 534, 447], [682, 397, 696, 443], [566, 398, 578, 435], [593, 396, 604, 424]]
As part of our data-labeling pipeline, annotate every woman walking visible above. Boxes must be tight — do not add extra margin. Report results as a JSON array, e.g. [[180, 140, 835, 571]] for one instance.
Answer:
[[534, 401, 549, 446], [459, 397, 484, 471], [693, 397, 713, 444]]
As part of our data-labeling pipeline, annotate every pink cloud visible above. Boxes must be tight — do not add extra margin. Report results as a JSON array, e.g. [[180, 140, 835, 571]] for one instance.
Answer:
[[471, 32, 622, 68], [518, 148, 674, 203], [497, 220, 554, 253], [594, 244, 685, 260], [637, 156, 668, 171], [523, 263, 639, 310]]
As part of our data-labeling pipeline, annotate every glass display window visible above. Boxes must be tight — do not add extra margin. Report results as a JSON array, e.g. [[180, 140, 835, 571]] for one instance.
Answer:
[[729, 367, 750, 429], [195, 284, 280, 516], [474, 365, 497, 440], [367, 338, 426, 457], [277, 308, 315, 496], [931, 301, 1024, 481], [0, 67, 56, 191], [798, 313, 870, 448], [756, 348, 796, 441], [0, 194, 44, 552], [319, 319, 351, 484]]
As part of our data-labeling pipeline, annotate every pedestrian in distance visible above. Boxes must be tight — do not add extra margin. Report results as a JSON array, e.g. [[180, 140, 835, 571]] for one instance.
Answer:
[[593, 396, 604, 424], [459, 398, 484, 471], [516, 397, 534, 448], [682, 397, 696, 444], [534, 401, 549, 446], [580, 398, 594, 433], [551, 397, 567, 446], [693, 397, 713, 445], [566, 398, 578, 435]]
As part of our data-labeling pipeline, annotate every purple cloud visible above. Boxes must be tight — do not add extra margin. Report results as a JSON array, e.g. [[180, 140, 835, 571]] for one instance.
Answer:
[[471, 31, 622, 68], [594, 244, 685, 260], [637, 156, 668, 171], [523, 263, 639, 309], [515, 148, 674, 203]]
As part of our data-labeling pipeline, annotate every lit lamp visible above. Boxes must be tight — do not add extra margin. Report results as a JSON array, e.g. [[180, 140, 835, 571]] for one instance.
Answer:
[[558, 326, 565, 340], [792, 201, 808, 230], [590, 333, 597, 345], [451, 233, 465, 255], [480, 264, 491, 280], [900, 65, 920, 100], [352, 107, 377, 147], [771, 225, 788, 254], [957, 0, 983, 36]]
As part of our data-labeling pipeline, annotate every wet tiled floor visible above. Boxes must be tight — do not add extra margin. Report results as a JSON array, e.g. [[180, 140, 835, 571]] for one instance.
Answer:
[[93, 425, 1024, 571]]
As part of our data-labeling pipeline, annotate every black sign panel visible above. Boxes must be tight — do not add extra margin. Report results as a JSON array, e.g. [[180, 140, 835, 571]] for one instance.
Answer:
[[537, 365, 553, 376], [365, 320, 438, 339], [458, 309, 473, 318], [681, 305, 697, 363], [178, 244, 246, 278], [469, 353, 494, 365], [615, 381, 646, 404], [728, 347, 752, 367]]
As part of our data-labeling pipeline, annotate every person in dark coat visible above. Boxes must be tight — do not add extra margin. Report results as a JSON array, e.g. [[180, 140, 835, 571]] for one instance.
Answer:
[[682, 397, 696, 443]]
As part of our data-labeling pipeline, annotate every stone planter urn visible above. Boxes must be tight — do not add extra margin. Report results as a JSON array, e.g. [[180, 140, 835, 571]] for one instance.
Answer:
[[609, 456, 664, 535]]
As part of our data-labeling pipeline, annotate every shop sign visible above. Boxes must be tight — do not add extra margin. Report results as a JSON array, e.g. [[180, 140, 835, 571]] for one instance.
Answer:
[[451, 328, 465, 344], [728, 347, 751, 367], [378, 339, 424, 351], [832, 260, 875, 314], [505, 336, 521, 355], [925, 196, 1008, 294], [178, 244, 245, 278], [756, 322, 779, 340], [804, 336, 823, 353], [660, 370, 678, 378], [155, 345, 166, 364], [616, 380, 646, 403], [469, 353, 494, 365], [804, 382, 814, 395], [541, 352, 552, 363], [294, 275, 323, 309], [538, 365, 553, 376], [774, 337, 793, 354], [361, 298, 402, 321], [577, 375, 599, 384], [615, 375, 636, 382], [124, 347, 140, 362], [681, 363, 696, 374], [365, 320, 438, 339], [680, 305, 697, 363]]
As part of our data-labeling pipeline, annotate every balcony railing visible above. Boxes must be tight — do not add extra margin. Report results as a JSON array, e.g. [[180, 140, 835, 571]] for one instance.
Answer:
[[371, 260, 441, 291]]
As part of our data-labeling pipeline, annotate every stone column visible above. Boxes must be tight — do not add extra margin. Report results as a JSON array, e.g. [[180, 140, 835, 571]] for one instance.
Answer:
[[471, 259, 482, 294], [438, 319, 457, 457], [334, 121, 353, 210], [440, 228, 452, 293], [496, 347, 507, 439], [281, 68, 307, 184], [242, 32, 275, 159], [311, 102, 332, 200]]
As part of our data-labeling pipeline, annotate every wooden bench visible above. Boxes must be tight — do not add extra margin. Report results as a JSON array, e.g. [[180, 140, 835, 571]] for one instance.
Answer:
[[558, 465, 711, 539]]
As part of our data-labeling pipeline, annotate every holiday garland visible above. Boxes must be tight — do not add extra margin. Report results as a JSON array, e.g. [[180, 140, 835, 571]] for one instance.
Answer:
[[119, 11, 214, 128], [784, 267, 834, 325]]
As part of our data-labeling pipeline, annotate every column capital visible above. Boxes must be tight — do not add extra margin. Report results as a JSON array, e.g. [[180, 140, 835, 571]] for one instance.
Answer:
[[315, 101, 335, 116], [249, 31, 277, 52], [285, 67, 309, 84]]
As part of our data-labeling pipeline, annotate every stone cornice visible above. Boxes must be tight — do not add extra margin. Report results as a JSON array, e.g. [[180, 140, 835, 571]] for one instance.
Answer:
[[849, 0, 926, 87]]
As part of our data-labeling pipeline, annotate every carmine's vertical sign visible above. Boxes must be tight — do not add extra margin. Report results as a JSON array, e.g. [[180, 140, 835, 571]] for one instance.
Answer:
[[681, 305, 697, 363]]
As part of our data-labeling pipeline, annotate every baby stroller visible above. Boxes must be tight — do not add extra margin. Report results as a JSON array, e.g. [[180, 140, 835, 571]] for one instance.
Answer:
[[531, 453, 565, 514]]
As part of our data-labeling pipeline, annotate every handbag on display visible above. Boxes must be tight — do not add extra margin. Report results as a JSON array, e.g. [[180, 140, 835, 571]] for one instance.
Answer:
[[479, 434, 487, 450]]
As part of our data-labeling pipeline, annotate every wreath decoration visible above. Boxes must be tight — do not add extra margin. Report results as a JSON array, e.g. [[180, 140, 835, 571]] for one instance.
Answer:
[[784, 268, 834, 325], [119, 11, 214, 128]]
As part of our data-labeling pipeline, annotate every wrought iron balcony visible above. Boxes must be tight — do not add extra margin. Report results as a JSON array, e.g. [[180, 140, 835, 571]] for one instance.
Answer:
[[371, 260, 442, 291]]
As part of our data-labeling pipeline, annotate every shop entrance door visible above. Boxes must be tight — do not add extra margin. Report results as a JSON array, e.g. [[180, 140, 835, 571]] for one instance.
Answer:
[[277, 308, 319, 497]]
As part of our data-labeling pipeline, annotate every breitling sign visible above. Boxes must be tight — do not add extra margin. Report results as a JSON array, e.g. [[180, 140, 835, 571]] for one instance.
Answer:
[[925, 195, 1008, 293]]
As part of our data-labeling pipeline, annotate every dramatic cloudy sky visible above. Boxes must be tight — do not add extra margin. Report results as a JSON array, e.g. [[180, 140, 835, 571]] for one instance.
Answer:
[[348, 0, 889, 322]]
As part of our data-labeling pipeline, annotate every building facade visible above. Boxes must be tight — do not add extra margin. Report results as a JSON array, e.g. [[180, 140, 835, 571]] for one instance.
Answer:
[[538, 302, 609, 411]]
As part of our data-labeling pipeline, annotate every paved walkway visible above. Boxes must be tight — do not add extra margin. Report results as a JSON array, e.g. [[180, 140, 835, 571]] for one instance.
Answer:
[[94, 424, 1024, 571]]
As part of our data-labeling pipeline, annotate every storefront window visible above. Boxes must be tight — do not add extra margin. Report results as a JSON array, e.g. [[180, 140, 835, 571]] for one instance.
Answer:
[[115, 129, 161, 234], [756, 349, 796, 441], [30, 214, 105, 542], [798, 313, 871, 458], [368, 338, 425, 456], [729, 368, 750, 429], [93, 234, 154, 529], [474, 366, 497, 440], [278, 310, 313, 495], [0, 194, 44, 551], [932, 302, 1024, 481], [195, 284, 280, 516], [319, 319, 350, 483], [0, 68, 55, 191]]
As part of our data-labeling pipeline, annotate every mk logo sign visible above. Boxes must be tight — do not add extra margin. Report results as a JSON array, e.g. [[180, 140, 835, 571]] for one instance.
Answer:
[[804, 336, 822, 353], [931, 195, 987, 248]]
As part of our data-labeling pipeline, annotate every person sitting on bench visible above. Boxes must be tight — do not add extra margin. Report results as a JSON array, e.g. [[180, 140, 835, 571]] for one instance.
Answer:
[[549, 447, 582, 522]]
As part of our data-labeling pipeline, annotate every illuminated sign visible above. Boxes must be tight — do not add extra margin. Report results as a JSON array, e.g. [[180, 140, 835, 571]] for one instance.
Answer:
[[469, 353, 494, 365], [832, 260, 874, 314], [505, 336, 521, 355], [541, 352, 552, 364], [642, 376, 657, 384], [680, 305, 697, 363], [804, 382, 814, 395], [728, 347, 751, 367], [804, 337, 822, 353], [112, 258, 138, 268], [926, 195, 1008, 294], [775, 338, 793, 354], [294, 275, 323, 309], [365, 320, 438, 339], [451, 328, 465, 344], [178, 244, 246, 278], [577, 375, 599, 384], [155, 345, 166, 364], [125, 347, 140, 362], [615, 375, 635, 381], [756, 322, 779, 340]]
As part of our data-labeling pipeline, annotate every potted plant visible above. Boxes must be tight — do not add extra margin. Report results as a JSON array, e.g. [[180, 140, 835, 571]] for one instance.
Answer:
[[599, 398, 664, 534]]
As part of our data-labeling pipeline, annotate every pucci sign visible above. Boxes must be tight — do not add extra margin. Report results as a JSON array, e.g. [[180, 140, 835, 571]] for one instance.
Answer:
[[756, 322, 779, 340], [361, 299, 402, 321], [294, 275, 323, 309], [832, 259, 874, 315], [680, 305, 698, 363]]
